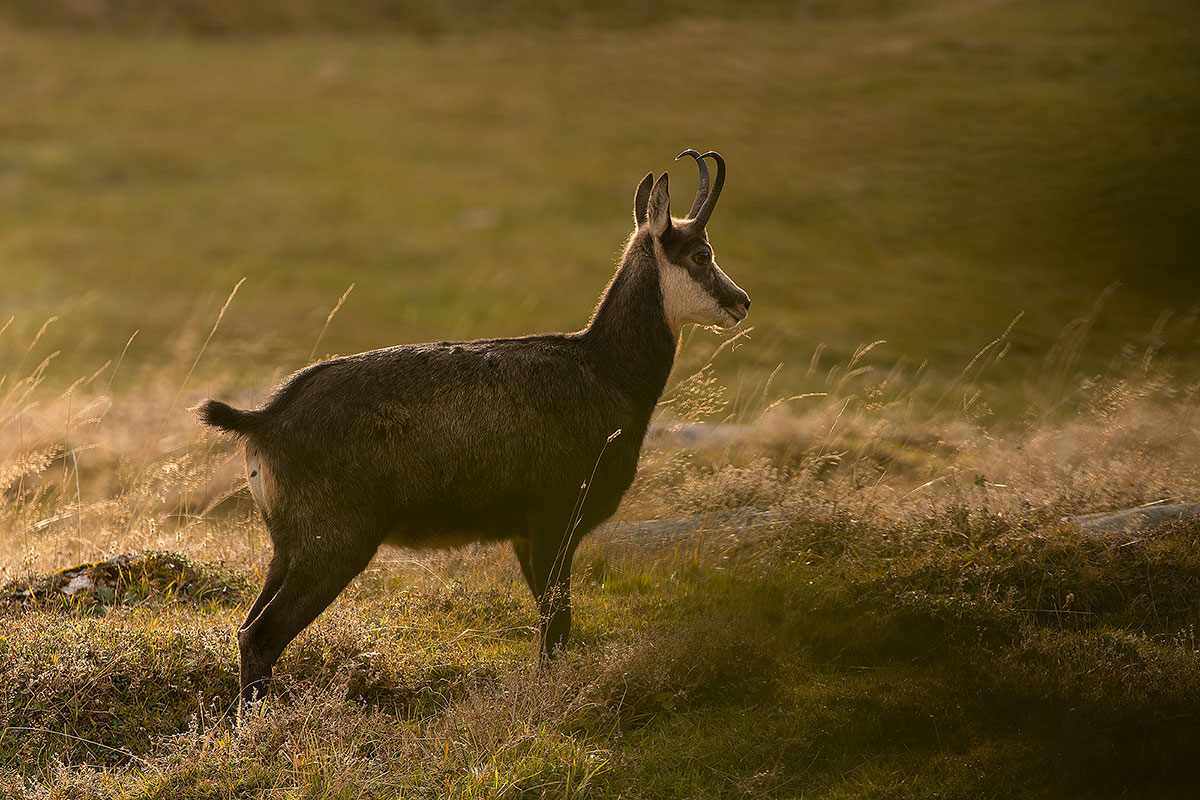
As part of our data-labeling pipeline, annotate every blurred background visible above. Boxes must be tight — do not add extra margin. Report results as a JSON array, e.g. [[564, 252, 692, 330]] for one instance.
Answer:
[[1, 0, 1198, 420]]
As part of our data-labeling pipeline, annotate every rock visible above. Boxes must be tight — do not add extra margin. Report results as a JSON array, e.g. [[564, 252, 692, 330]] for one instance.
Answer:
[[1066, 503, 1200, 536], [62, 574, 95, 596], [648, 421, 755, 451], [598, 506, 786, 548], [1, 551, 249, 609]]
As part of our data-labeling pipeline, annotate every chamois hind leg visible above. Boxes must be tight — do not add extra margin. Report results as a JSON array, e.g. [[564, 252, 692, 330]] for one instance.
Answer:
[[238, 525, 379, 705], [241, 552, 287, 632], [512, 527, 578, 657]]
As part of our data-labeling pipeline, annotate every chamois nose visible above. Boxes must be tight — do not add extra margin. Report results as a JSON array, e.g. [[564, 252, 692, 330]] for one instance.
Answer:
[[729, 292, 751, 322]]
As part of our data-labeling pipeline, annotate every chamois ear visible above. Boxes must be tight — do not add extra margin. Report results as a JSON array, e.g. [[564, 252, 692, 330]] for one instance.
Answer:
[[647, 173, 671, 237], [633, 172, 653, 227]]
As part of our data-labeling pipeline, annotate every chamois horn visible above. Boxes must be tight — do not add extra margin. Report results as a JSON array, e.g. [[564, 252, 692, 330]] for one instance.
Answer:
[[675, 149, 709, 219], [675, 149, 725, 225]]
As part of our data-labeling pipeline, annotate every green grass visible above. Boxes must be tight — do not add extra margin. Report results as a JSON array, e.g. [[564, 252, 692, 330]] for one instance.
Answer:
[[2, 0, 1199, 414], [4, 510, 1200, 797]]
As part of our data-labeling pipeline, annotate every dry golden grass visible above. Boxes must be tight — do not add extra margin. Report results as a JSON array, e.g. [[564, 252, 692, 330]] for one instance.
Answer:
[[2, 305, 1199, 797], [4, 296, 1198, 577]]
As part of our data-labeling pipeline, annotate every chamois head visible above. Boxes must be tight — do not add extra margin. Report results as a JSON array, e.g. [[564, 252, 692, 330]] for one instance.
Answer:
[[633, 150, 750, 337]]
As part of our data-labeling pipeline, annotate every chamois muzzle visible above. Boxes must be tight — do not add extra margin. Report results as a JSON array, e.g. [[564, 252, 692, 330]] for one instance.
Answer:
[[675, 149, 725, 227], [719, 276, 751, 326]]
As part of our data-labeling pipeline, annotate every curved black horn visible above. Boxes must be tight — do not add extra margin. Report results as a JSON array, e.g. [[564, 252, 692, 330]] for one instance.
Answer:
[[675, 149, 709, 219], [693, 151, 724, 227]]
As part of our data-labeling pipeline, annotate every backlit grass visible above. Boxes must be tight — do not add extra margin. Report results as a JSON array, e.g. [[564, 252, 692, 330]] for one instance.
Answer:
[[2, 297, 1198, 796]]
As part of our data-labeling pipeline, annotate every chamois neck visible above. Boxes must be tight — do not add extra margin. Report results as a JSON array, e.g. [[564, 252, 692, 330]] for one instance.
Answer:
[[582, 232, 677, 406]]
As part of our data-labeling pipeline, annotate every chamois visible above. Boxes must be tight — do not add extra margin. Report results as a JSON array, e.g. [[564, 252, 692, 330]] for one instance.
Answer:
[[199, 150, 750, 703]]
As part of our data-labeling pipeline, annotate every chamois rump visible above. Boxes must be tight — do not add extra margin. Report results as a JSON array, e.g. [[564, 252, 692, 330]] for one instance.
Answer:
[[199, 150, 750, 703]]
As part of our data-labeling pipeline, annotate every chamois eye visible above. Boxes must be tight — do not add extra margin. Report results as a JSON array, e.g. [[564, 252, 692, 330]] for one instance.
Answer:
[[692, 250, 712, 267]]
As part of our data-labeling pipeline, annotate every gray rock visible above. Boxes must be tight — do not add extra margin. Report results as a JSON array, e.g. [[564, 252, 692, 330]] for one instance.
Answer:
[[1067, 503, 1200, 536], [598, 505, 786, 548], [648, 421, 755, 450]]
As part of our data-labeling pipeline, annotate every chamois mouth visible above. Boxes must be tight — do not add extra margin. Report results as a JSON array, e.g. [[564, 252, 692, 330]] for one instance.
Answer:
[[721, 307, 747, 328]]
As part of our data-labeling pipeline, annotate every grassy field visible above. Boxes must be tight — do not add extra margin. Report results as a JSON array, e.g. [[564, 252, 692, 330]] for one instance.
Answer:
[[2, 0, 1200, 796], [2, 336, 1199, 797], [2, 0, 1198, 412]]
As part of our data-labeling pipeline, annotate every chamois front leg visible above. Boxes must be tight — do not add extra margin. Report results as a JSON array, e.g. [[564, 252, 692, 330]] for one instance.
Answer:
[[512, 527, 578, 657]]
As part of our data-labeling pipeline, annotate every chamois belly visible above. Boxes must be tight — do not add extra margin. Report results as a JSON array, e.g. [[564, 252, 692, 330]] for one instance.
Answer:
[[382, 526, 509, 551]]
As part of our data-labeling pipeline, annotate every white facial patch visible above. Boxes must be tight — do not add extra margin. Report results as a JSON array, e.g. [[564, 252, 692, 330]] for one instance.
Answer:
[[655, 240, 728, 337]]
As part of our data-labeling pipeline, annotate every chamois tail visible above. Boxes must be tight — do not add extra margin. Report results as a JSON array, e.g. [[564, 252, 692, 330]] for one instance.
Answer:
[[196, 399, 258, 437]]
